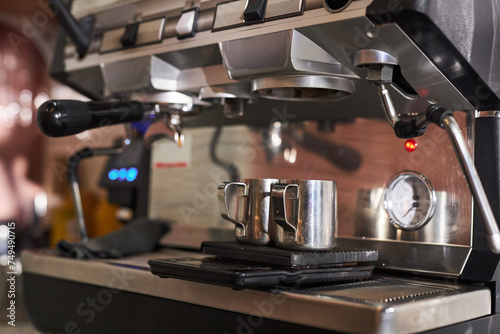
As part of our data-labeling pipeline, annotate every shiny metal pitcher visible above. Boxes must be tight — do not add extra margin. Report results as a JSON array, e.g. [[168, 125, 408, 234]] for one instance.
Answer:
[[218, 178, 279, 245], [272, 179, 337, 250]]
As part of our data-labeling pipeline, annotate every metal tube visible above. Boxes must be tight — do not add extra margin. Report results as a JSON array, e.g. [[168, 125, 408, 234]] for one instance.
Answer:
[[415, 113, 430, 129], [305, 0, 325, 10], [69, 124, 134, 241], [196, 8, 216, 32], [443, 115, 500, 254], [378, 84, 399, 128], [69, 179, 88, 242]]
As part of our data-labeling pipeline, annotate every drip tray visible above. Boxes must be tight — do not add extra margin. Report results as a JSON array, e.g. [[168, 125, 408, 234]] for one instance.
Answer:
[[201, 241, 378, 267], [285, 277, 492, 333]]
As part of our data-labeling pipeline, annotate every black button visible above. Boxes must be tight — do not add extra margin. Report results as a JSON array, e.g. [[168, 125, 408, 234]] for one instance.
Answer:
[[243, 0, 267, 23], [121, 23, 140, 47]]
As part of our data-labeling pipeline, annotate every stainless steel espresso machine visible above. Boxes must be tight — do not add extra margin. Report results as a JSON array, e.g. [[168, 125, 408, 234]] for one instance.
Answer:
[[22, 0, 500, 333]]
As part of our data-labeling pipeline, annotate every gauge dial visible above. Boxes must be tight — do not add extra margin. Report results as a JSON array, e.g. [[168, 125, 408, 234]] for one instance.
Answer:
[[384, 171, 437, 231]]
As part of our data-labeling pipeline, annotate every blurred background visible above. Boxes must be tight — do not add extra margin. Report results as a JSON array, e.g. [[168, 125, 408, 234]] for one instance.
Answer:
[[0, 1, 125, 332]]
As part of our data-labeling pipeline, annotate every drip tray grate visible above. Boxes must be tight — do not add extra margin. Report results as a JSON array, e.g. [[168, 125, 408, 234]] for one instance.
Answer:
[[303, 278, 457, 303], [285, 277, 492, 333]]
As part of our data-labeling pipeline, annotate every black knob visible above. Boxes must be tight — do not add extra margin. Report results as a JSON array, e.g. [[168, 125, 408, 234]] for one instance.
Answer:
[[243, 0, 267, 23]]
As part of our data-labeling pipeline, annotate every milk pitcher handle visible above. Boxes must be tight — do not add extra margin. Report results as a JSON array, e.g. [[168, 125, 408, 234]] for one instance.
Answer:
[[272, 183, 299, 237], [217, 182, 248, 236]]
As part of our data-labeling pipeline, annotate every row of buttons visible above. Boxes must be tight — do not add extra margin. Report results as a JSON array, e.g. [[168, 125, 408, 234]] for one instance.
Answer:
[[100, 0, 304, 54], [100, 6, 198, 53], [213, 0, 304, 32]]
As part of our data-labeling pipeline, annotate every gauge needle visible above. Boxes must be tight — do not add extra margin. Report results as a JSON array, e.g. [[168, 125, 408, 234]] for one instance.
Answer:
[[412, 181, 420, 201], [403, 201, 420, 217]]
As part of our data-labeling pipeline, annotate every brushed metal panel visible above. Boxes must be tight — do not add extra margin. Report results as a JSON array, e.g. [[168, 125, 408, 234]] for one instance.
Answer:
[[337, 238, 471, 277], [101, 55, 180, 93]]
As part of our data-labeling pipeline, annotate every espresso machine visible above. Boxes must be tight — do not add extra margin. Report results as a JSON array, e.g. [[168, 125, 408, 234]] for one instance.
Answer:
[[22, 0, 500, 333]]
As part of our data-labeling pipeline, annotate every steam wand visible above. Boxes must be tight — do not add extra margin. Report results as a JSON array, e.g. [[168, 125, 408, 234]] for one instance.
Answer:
[[67, 124, 134, 241], [377, 82, 500, 254]]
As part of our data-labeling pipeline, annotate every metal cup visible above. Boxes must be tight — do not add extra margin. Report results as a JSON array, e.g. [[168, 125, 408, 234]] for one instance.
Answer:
[[218, 178, 279, 245], [272, 179, 337, 250]]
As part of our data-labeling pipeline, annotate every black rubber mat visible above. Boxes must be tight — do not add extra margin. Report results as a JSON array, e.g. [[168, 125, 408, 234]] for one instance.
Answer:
[[201, 241, 378, 267]]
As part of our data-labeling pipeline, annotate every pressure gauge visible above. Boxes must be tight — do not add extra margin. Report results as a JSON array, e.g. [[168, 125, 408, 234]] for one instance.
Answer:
[[384, 171, 437, 231]]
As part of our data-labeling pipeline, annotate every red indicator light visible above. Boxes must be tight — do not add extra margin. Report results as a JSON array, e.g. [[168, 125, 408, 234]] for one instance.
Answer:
[[405, 139, 418, 152]]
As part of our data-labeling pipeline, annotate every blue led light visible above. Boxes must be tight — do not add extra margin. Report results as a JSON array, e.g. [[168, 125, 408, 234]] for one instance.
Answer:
[[109, 167, 139, 182], [108, 169, 119, 181], [118, 168, 127, 181], [126, 168, 138, 182]]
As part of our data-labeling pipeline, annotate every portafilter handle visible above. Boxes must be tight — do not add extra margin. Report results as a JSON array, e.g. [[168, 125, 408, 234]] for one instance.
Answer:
[[37, 100, 154, 138]]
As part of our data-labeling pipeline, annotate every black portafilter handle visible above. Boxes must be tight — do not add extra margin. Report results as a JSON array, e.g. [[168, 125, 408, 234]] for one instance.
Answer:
[[37, 100, 150, 137]]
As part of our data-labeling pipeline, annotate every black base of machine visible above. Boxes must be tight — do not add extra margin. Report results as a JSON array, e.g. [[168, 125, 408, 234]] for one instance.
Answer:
[[201, 241, 378, 267]]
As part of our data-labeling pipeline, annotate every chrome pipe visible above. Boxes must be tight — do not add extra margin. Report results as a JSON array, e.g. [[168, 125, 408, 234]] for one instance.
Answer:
[[378, 84, 399, 128], [415, 112, 430, 129], [443, 115, 500, 254], [69, 180, 88, 242]]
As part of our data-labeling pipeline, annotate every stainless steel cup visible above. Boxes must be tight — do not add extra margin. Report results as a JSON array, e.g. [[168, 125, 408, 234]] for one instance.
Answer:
[[272, 179, 337, 250], [218, 178, 279, 245]]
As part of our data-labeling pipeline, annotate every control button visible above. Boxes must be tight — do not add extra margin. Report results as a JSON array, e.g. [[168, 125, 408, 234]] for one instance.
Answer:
[[100, 18, 165, 54], [120, 22, 139, 47], [244, 0, 268, 23], [176, 8, 199, 39]]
